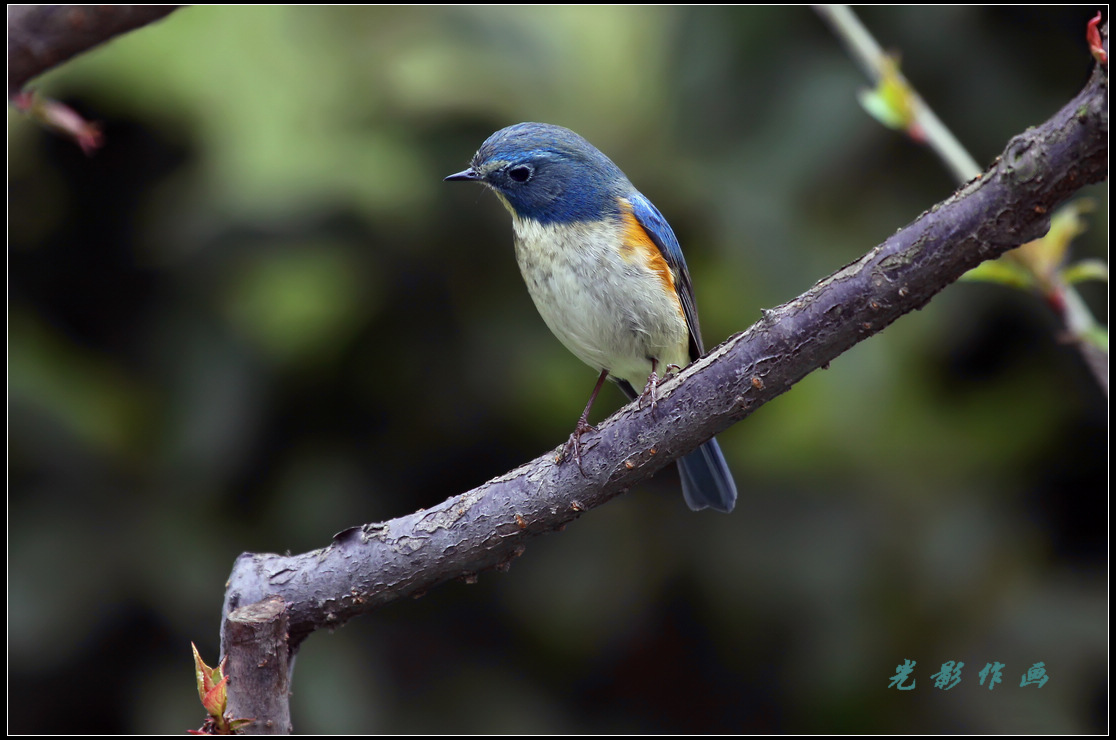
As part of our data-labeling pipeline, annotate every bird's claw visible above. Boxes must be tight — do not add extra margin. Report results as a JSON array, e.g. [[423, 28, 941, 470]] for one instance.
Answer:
[[557, 418, 597, 475], [636, 363, 680, 412], [637, 371, 661, 411]]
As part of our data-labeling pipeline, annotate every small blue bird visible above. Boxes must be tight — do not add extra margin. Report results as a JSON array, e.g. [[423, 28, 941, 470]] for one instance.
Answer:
[[446, 122, 737, 513]]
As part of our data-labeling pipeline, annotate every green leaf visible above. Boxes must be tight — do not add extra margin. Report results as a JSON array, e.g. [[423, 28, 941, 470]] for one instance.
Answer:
[[1060, 259, 1109, 286], [960, 259, 1035, 289], [857, 55, 919, 136]]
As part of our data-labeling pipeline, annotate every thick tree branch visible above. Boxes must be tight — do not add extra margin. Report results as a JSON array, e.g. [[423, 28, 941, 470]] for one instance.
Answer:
[[221, 57, 1108, 685], [7, 5, 182, 96], [220, 596, 292, 735]]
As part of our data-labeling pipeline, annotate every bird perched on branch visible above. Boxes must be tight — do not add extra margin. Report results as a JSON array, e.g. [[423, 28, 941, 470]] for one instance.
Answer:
[[446, 122, 736, 513]]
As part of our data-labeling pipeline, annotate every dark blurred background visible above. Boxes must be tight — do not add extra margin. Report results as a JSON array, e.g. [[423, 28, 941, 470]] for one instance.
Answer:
[[8, 6, 1107, 733]]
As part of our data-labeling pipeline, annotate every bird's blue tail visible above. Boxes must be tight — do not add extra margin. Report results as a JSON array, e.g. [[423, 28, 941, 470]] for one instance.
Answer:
[[678, 438, 737, 513]]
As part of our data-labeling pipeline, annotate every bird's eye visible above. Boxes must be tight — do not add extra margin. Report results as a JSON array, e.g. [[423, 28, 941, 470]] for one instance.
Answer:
[[507, 165, 533, 183]]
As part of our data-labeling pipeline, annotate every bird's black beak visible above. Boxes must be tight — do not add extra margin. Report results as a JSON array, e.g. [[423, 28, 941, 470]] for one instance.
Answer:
[[444, 168, 481, 182]]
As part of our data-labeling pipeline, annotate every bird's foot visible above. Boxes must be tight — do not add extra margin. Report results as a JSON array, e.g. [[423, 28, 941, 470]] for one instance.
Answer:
[[557, 417, 597, 475], [637, 371, 660, 411], [637, 363, 681, 412]]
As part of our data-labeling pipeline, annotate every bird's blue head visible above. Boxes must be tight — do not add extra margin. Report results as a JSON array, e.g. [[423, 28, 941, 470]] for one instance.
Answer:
[[445, 122, 631, 225]]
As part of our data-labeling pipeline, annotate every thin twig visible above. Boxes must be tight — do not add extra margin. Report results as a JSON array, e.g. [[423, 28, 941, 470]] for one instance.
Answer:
[[815, 5, 1108, 396]]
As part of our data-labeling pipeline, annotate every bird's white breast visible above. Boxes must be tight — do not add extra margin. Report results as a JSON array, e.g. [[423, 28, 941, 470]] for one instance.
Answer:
[[510, 214, 690, 386]]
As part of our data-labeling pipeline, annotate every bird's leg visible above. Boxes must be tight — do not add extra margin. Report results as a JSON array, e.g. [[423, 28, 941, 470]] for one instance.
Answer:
[[559, 368, 610, 473], [637, 358, 662, 411], [637, 360, 684, 412]]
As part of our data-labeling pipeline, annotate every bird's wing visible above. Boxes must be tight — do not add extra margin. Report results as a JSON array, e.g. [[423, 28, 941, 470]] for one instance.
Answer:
[[627, 191, 704, 358]]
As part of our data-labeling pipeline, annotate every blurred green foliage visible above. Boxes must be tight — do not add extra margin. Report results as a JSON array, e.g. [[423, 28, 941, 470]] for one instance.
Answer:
[[8, 6, 1106, 734]]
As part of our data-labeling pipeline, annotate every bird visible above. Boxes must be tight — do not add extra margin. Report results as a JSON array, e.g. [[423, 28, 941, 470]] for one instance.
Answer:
[[445, 122, 737, 513]]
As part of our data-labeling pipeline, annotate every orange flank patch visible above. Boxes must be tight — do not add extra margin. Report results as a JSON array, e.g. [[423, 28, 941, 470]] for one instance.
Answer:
[[618, 202, 679, 302]]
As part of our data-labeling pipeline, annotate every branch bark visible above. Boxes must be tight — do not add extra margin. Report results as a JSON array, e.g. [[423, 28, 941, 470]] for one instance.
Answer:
[[220, 50, 1107, 731], [7, 5, 182, 96], [221, 596, 292, 735]]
